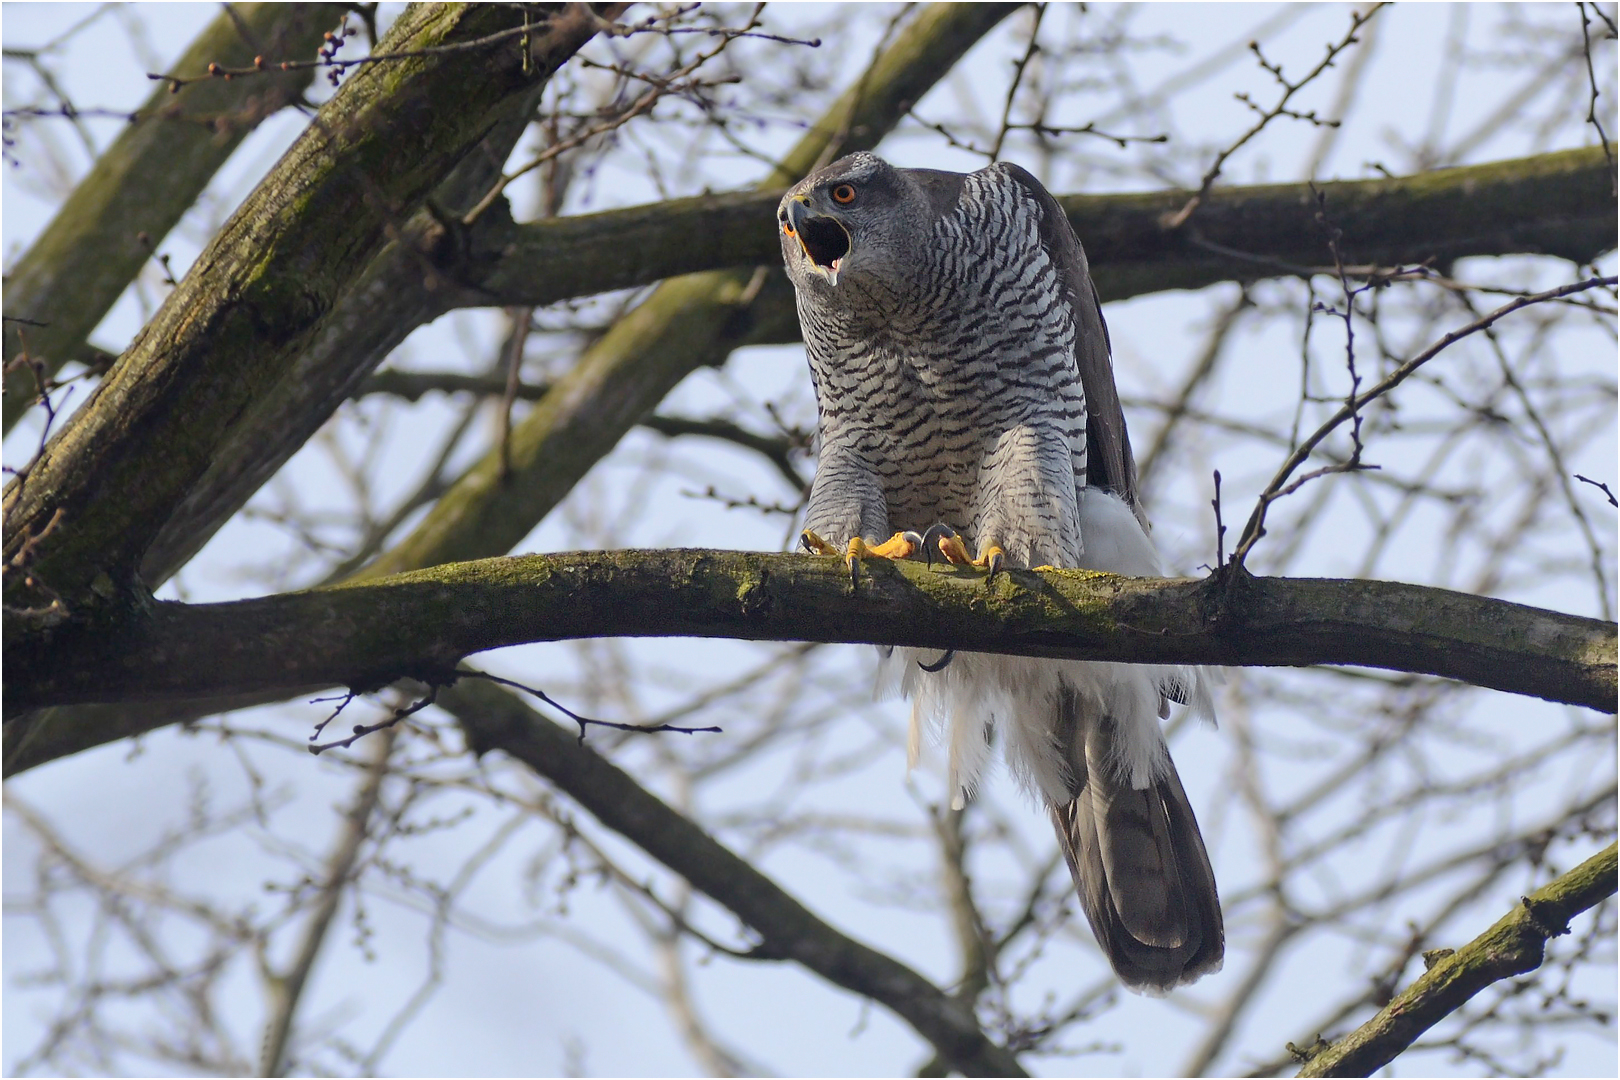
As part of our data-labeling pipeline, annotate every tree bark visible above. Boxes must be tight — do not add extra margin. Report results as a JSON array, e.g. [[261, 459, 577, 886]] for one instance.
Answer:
[[1, 3, 341, 432]]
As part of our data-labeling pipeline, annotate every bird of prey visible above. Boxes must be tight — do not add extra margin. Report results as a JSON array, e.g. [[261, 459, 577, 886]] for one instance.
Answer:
[[777, 152, 1223, 992]]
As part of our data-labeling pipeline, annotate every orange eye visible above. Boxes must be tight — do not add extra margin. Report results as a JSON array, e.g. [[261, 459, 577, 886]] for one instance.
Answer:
[[831, 183, 857, 204]]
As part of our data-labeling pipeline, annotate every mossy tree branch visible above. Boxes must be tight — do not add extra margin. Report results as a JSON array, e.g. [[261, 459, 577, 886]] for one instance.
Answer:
[[1295, 843, 1619, 1077], [7, 550, 1613, 715], [468, 146, 1618, 309], [2, 3, 611, 610], [438, 676, 1029, 1078], [1, 3, 341, 433], [137, 107, 549, 586]]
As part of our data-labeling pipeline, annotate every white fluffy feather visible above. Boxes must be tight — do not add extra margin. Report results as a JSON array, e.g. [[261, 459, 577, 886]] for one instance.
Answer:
[[882, 489, 1216, 809]]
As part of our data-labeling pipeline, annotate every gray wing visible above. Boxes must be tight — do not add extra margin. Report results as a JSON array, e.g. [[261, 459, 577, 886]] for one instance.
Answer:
[[995, 163, 1144, 528]]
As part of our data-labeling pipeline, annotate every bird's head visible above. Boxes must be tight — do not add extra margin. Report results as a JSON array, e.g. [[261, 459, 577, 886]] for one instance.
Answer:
[[778, 153, 921, 293]]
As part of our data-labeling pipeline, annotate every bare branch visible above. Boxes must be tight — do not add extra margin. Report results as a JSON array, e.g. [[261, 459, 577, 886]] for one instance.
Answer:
[[1231, 275, 1618, 567], [438, 676, 1029, 1077], [1295, 843, 1618, 1077]]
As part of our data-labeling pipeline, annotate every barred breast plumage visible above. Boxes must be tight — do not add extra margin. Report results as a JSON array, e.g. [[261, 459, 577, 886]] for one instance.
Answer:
[[779, 151, 1223, 992]]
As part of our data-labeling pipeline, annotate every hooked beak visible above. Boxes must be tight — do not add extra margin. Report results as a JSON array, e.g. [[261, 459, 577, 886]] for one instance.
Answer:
[[784, 197, 851, 286]]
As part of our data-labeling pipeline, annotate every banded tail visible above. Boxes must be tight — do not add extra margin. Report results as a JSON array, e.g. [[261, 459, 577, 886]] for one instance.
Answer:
[[1050, 700, 1223, 992]]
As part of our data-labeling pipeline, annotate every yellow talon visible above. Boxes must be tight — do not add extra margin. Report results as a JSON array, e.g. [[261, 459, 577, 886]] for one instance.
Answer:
[[800, 529, 840, 556], [979, 544, 1005, 584], [926, 527, 1005, 584], [844, 531, 920, 583], [863, 531, 920, 560], [934, 531, 974, 566], [844, 536, 869, 582]]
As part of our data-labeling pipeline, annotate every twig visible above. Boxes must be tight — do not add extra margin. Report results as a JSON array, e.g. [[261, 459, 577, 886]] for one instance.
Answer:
[[1574, 474, 1618, 507], [308, 688, 437, 754], [591, 4, 820, 48], [0, 326, 71, 498], [496, 308, 532, 482], [1, 507, 68, 619], [989, 4, 1046, 161], [260, 727, 394, 1074], [460, 670, 721, 743], [1311, 184, 1371, 484], [353, 370, 807, 492], [135, 230, 177, 287], [1, 105, 140, 122], [1230, 275, 1618, 568], [683, 485, 800, 517], [1577, 2, 1616, 188], [147, 15, 560, 91], [1007, 120, 1167, 148], [1164, 4, 1386, 229]]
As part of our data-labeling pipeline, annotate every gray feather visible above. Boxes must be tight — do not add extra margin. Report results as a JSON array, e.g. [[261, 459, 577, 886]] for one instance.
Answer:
[[1050, 689, 1223, 991]]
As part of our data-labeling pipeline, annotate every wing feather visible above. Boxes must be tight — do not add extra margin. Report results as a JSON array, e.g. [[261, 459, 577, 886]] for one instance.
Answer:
[[994, 162, 1146, 529]]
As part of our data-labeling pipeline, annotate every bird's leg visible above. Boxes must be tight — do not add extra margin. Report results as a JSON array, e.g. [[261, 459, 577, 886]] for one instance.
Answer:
[[802, 528, 922, 586], [921, 523, 1006, 584]]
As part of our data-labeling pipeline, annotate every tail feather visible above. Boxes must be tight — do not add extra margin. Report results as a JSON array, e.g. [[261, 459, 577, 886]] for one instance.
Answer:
[[1050, 704, 1223, 992]]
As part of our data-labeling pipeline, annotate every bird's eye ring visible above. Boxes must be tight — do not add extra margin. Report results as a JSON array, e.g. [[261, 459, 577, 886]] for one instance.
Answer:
[[831, 183, 857, 205]]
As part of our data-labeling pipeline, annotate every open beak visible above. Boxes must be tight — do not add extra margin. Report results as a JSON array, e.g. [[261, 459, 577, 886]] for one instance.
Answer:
[[785, 197, 851, 286]]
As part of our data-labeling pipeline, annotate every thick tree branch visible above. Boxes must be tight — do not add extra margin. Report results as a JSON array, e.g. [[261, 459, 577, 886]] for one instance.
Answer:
[[3, 3, 610, 608], [1, 3, 340, 433], [467, 146, 1616, 308], [1295, 843, 1619, 1077], [7, 551, 1612, 716], [436, 676, 1028, 1078], [137, 107, 549, 586]]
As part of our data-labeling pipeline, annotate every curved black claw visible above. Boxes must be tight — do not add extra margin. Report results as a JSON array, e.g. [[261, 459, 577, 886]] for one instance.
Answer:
[[983, 547, 1005, 587], [918, 650, 956, 672], [920, 522, 960, 568], [799, 528, 839, 556]]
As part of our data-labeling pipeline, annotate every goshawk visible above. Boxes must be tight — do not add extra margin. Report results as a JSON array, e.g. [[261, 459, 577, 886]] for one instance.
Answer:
[[778, 152, 1223, 992]]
